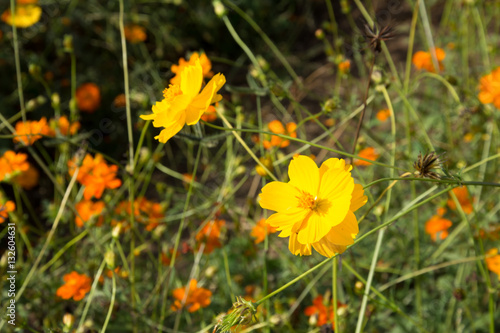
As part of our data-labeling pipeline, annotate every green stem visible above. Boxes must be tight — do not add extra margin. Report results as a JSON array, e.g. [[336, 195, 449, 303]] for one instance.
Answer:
[[333, 257, 339, 333], [203, 123, 406, 172], [418, 0, 440, 71], [363, 178, 500, 189], [78, 259, 106, 330], [355, 85, 396, 333], [404, 0, 420, 93], [118, 2, 136, 332], [10, 0, 26, 123], [101, 268, 117, 332], [222, 0, 302, 87]]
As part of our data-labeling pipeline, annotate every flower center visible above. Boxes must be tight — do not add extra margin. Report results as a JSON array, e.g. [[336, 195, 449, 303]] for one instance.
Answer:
[[297, 190, 318, 211]]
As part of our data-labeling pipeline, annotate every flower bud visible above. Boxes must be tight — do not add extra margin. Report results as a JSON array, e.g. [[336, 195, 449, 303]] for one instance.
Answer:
[[63, 313, 74, 329], [213, 0, 227, 18], [63, 34, 73, 52], [315, 29, 325, 40], [105, 250, 115, 269]]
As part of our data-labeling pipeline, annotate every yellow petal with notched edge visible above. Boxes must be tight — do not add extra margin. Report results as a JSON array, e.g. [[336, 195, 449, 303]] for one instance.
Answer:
[[297, 212, 333, 244], [350, 184, 367, 212], [180, 60, 203, 98], [154, 112, 186, 143], [289, 233, 312, 256], [185, 83, 216, 125], [259, 182, 301, 213], [318, 167, 354, 200], [312, 238, 347, 258], [288, 155, 319, 195], [324, 211, 359, 245], [266, 210, 309, 238]]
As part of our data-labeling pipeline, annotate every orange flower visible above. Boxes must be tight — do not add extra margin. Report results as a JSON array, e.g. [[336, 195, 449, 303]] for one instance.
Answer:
[[376, 108, 390, 122], [1, 3, 42, 28], [0, 201, 16, 223], [50, 116, 80, 136], [113, 94, 126, 108], [412, 48, 445, 73], [425, 214, 452, 241], [195, 219, 225, 254], [304, 295, 346, 328], [170, 52, 213, 85], [447, 186, 473, 214], [56, 271, 92, 301], [251, 218, 277, 244], [124, 24, 147, 43], [263, 120, 297, 149], [338, 60, 350, 74], [200, 104, 218, 122], [13, 163, 39, 190], [13, 117, 51, 145], [76, 83, 101, 113], [171, 279, 212, 312], [68, 153, 121, 200], [112, 197, 164, 231], [0, 150, 29, 182], [485, 248, 500, 280], [354, 147, 380, 166], [161, 249, 180, 266], [478, 67, 500, 109], [75, 200, 105, 227]]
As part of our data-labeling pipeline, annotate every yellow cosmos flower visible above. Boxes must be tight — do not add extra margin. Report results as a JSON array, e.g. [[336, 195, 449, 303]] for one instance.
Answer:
[[259, 156, 367, 257], [1, 4, 42, 28], [141, 60, 225, 143]]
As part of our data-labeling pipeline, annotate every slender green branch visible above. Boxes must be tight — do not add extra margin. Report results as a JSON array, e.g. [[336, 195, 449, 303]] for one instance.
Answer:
[[10, 0, 26, 123], [363, 178, 500, 189]]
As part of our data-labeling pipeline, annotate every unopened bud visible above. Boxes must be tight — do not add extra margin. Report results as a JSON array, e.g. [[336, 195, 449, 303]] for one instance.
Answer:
[[52, 93, 60, 107], [63, 34, 73, 52], [315, 29, 325, 40], [105, 250, 115, 269], [63, 313, 74, 328], [29, 64, 41, 77], [213, 0, 227, 18]]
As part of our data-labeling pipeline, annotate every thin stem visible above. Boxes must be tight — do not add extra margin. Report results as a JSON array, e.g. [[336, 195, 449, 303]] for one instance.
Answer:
[[418, 0, 440, 71], [363, 178, 500, 189], [356, 86, 397, 333], [203, 123, 405, 172], [118, 2, 136, 331], [10, 0, 26, 123], [333, 257, 339, 333], [215, 109, 278, 181], [101, 262, 117, 332], [404, 0, 420, 93], [78, 259, 106, 330], [222, 0, 302, 87], [350, 57, 375, 164]]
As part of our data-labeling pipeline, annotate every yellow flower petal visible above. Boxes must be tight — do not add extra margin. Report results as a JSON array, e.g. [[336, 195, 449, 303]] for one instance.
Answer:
[[289, 232, 312, 256], [318, 167, 354, 200], [155, 113, 186, 143], [324, 211, 359, 245], [266, 210, 309, 238], [259, 182, 300, 213], [350, 184, 367, 212], [312, 239, 347, 258], [181, 60, 203, 98], [288, 155, 319, 195], [297, 212, 333, 244], [185, 81, 217, 125]]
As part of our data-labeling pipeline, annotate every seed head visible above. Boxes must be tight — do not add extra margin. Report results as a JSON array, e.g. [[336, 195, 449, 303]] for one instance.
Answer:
[[363, 22, 396, 53], [213, 296, 257, 332], [413, 152, 443, 180]]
